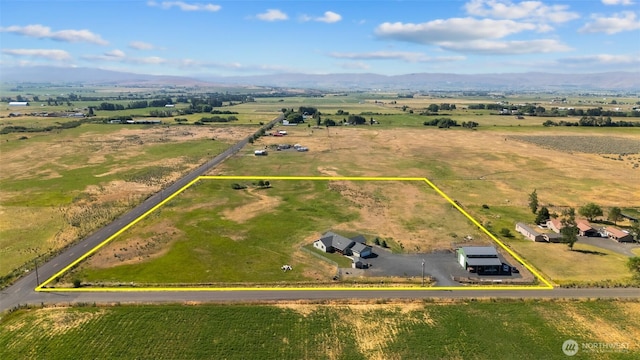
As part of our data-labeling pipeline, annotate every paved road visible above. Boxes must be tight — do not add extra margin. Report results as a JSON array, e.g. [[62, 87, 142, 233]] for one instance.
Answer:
[[1, 115, 282, 313], [578, 236, 639, 257]]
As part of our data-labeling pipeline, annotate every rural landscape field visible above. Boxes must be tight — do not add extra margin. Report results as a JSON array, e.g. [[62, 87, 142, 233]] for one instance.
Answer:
[[2, 299, 640, 359], [2, 84, 640, 357], [3, 0, 640, 357]]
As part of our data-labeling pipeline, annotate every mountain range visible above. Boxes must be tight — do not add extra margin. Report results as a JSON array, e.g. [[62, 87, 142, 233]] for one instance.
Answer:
[[2, 66, 639, 91]]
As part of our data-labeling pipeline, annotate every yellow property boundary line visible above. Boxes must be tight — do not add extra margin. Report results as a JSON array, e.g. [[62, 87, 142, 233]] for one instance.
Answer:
[[36, 176, 553, 292]]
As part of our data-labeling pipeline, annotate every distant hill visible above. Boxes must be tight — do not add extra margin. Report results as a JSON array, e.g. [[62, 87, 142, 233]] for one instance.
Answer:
[[2, 66, 638, 91], [0, 66, 212, 86], [208, 72, 640, 91]]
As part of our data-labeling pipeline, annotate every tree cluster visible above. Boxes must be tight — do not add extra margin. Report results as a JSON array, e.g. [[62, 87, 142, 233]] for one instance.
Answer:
[[423, 118, 458, 128]]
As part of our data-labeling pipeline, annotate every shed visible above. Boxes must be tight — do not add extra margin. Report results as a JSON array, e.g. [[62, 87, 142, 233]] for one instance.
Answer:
[[457, 246, 503, 275], [515, 222, 544, 242], [543, 233, 563, 243]]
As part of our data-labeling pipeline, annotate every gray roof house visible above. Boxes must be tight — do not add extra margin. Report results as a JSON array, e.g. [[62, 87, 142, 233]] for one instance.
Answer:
[[313, 231, 372, 257]]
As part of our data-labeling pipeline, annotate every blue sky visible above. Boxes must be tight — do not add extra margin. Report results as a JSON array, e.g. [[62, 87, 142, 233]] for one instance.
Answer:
[[1, 0, 639, 76]]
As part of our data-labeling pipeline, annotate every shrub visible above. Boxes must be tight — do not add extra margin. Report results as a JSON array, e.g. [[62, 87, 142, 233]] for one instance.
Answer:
[[499, 228, 513, 237]]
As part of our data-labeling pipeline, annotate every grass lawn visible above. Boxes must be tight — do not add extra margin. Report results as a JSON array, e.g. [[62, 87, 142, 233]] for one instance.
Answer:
[[506, 240, 633, 285], [2, 300, 639, 359]]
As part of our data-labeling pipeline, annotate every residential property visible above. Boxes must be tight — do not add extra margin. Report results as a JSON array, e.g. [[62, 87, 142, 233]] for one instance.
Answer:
[[576, 220, 598, 237], [456, 246, 505, 275], [549, 218, 599, 237], [546, 218, 564, 233], [515, 222, 544, 242], [313, 231, 372, 257], [351, 242, 372, 258], [604, 227, 634, 243]]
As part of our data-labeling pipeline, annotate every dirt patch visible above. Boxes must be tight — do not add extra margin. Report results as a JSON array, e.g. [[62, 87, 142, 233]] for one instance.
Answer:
[[536, 302, 639, 350], [336, 301, 434, 360], [221, 187, 281, 224], [328, 181, 488, 253], [5, 307, 107, 336], [86, 220, 183, 269]]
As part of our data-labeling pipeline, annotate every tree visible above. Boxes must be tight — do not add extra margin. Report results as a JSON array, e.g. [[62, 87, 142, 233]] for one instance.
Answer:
[[607, 207, 622, 225], [528, 189, 539, 214], [347, 114, 366, 125], [578, 203, 603, 221], [560, 208, 579, 250], [535, 206, 550, 224], [427, 104, 439, 112]]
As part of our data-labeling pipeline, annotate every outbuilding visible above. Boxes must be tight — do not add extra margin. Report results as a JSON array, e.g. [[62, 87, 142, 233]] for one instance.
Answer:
[[605, 227, 634, 243], [9, 101, 29, 106], [457, 246, 504, 275], [515, 222, 544, 242]]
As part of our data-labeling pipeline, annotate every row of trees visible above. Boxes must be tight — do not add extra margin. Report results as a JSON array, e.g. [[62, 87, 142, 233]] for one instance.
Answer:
[[543, 117, 640, 127]]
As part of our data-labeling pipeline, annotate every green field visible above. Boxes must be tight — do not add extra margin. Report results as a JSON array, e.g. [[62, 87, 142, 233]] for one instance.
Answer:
[[2, 300, 639, 359], [64, 178, 492, 286]]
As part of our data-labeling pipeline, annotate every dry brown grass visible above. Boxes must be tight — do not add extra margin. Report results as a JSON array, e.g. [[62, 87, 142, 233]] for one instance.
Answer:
[[221, 187, 282, 224], [86, 220, 183, 269]]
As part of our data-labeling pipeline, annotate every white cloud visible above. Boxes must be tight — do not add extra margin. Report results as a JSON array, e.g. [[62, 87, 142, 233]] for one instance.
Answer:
[[602, 0, 635, 5], [0, 24, 108, 45], [105, 49, 126, 58], [579, 11, 640, 34], [329, 51, 465, 63], [464, 0, 579, 23], [147, 1, 221, 12], [133, 56, 167, 64], [375, 18, 537, 44], [129, 41, 155, 50], [438, 39, 572, 54], [256, 9, 288, 21], [2, 48, 72, 61], [302, 11, 342, 23], [83, 52, 167, 65]]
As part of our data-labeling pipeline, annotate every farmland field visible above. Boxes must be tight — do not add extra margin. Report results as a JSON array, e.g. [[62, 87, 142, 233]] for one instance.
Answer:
[[2, 92, 640, 288], [1, 299, 639, 359], [63, 178, 496, 286], [0, 121, 258, 286]]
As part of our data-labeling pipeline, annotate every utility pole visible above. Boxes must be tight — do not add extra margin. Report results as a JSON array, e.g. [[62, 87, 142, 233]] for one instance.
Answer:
[[34, 257, 40, 286], [421, 259, 425, 287]]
